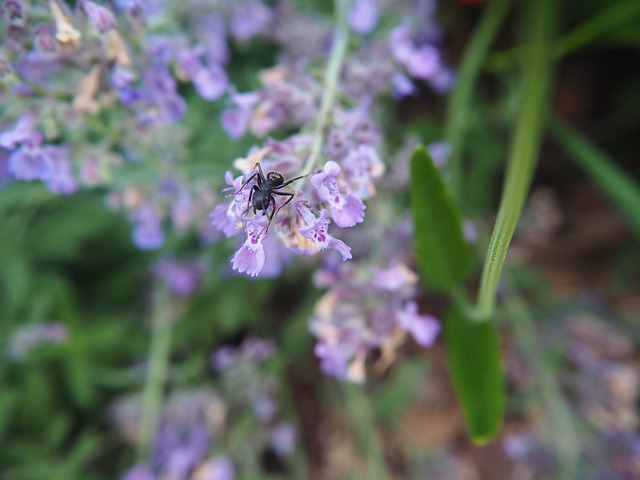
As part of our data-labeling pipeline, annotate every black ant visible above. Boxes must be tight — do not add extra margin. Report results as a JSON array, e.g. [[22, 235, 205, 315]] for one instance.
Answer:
[[232, 163, 305, 232]]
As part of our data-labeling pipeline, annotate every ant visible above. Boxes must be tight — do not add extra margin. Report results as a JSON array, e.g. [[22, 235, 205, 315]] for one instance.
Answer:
[[232, 163, 306, 232]]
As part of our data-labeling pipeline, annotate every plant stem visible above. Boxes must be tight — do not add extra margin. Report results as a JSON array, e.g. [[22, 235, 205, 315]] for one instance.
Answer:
[[301, 0, 350, 176], [475, 0, 556, 319], [136, 284, 174, 462], [445, 0, 511, 202]]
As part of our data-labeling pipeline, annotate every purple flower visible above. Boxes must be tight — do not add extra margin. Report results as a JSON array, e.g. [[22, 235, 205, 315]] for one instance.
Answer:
[[121, 464, 156, 480], [404, 44, 441, 80], [231, 218, 268, 276], [314, 341, 350, 379], [84, 1, 117, 33], [348, 0, 378, 35], [196, 456, 235, 480], [311, 161, 365, 228], [230, 1, 271, 41], [177, 48, 227, 101], [41, 145, 77, 194], [210, 346, 236, 371], [220, 108, 250, 139], [426, 141, 451, 167], [391, 72, 416, 98], [153, 257, 204, 298], [137, 67, 186, 124], [210, 172, 247, 237], [132, 204, 165, 250], [271, 423, 296, 457], [8, 141, 47, 180], [296, 203, 352, 261], [395, 301, 440, 347], [0, 111, 37, 149], [7, 322, 68, 360], [342, 145, 384, 199]]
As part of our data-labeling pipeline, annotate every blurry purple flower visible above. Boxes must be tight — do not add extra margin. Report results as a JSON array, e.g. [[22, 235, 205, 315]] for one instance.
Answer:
[[8, 141, 47, 180], [230, 1, 271, 41], [84, 1, 117, 33], [426, 141, 451, 167], [348, 0, 378, 35], [192, 63, 227, 101], [395, 301, 440, 347], [1, 0, 24, 23], [314, 341, 349, 379], [342, 145, 384, 199], [121, 464, 156, 480], [132, 204, 165, 250], [110, 66, 139, 105], [34, 24, 58, 53], [7, 322, 68, 360], [311, 161, 365, 228], [242, 337, 275, 361], [502, 433, 533, 460], [210, 346, 236, 371], [463, 219, 478, 243], [154, 257, 204, 298], [429, 67, 456, 93], [220, 108, 250, 139], [138, 67, 186, 124], [296, 203, 352, 260], [0, 111, 37, 149], [196, 456, 235, 480], [253, 394, 277, 422], [389, 25, 413, 63], [271, 423, 296, 457], [41, 145, 78, 195], [405, 44, 441, 79], [370, 264, 417, 292], [210, 172, 246, 237], [0, 150, 12, 187], [231, 218, 268, 276], [391, 72, 416, 98]]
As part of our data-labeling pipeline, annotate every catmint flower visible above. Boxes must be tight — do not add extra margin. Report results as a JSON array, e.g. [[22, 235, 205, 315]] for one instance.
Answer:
[[271, 423, 296, 457], [7, 322, 68, 360], [220, 108, 250, 139], [153, 257, 205, 298], [296, 202, 352, 261], [348, 0, 378, 35], [84, 1, 117, 34], [194, 456, 235, 480], [41, 144, 78, 194], [0, 111, 38, 149], [131, 203, 165, 250], [426, 141, 451, 167], [311, 161, 365, 228], [230, 1, 271, 41], [8, 139, 47, 181], [121, 464, 156, 480], [395, 301, 440, 347], [342, 144, 384, 199], [391, 72, 416, 98], [231, 217, 269, 276], [176, 48, 227, 101]]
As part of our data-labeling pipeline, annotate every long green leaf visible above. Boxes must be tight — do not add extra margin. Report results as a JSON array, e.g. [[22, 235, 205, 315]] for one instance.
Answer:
[[551, 117, 640, 241], [445, 307, 504, 444], [410, 145, 472, 291]]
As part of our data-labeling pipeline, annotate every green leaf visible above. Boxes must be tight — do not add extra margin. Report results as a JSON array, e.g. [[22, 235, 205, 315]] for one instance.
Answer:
[[445, 307, 504, 444], [551, 117, 640, 242], [410, 145, 472, 291]]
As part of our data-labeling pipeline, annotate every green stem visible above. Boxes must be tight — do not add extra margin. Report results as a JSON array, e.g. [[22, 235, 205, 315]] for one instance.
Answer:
[[487, 0, 640, 72], [475, 0, 556, 319], [445, 0, 511, 202], [136, 284, 174, 462], [301, 0, 351, 176]]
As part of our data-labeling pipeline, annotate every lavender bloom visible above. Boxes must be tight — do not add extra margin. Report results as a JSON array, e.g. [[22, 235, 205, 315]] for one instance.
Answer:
[[176, 48, 227, 101], [341, 145, 384, 199], [0, 111, 37, 149], [220, 108, 250, 139], [132, 203, 165, 250], [84, 1, 117, 34], [153, 257, 205, 298], [348, 0, 378, 35], [296, 202, 352, 261], [311, 161, 365, 228], [195, 457, 235, 480], [231, 218, 269, 276], [41, 145, 78, 194], [395, 301, 440, 347], [426, 141, 451, 168], [8, 140, 47, 181], [121, 464, 157, 480], [7, 322, 68, 360], [230, 1, 271, 41], [271, 423, 297, 457]]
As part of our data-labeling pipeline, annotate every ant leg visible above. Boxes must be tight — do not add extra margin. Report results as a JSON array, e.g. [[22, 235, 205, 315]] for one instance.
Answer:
[[230, 172, 259, 196], [242, 185, 258, 217], [255, 162, 267, 183], [278, 174, 307, 189], [272, 191, 295, 218]]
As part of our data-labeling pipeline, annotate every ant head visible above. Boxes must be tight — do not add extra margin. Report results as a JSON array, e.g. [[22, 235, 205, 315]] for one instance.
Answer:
[[266, 171, 284, 186]]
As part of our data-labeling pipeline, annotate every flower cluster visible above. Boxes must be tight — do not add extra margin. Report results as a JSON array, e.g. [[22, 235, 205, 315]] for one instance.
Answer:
[[311, 260, 440, 383], [113, 337, 297, 480]]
